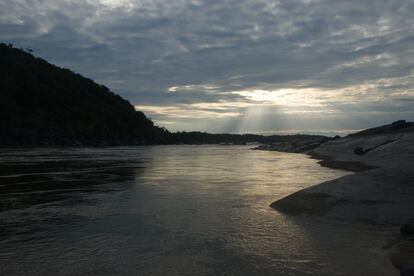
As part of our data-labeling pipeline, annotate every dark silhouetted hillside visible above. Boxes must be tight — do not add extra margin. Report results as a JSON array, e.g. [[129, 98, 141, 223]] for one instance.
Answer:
[[0, 43, 169, 146]]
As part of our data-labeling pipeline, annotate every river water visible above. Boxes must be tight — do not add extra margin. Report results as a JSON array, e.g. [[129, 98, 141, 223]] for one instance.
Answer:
[[0, 146, 397, 275]]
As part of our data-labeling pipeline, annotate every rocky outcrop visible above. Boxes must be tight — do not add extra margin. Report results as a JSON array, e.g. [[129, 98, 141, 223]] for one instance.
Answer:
[[388, 223, 414, 275], [268, 123, 414, 275], [252, 137, 330, 153], [270, 125, 414, 225], [402, 223, 414, 237], [348, 120, 414, 137]]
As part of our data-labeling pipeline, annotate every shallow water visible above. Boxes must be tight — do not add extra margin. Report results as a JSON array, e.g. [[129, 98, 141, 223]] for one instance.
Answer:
[[0, 146, 397, 275]]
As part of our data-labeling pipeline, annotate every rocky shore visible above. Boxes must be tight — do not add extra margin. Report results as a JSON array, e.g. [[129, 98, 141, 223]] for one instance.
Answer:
[[252, 136, 332, 153], [259, 121, 414, 274]]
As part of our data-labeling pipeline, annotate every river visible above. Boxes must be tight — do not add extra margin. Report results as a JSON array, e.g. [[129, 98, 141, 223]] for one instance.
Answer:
[[0, 146, 396, 275]]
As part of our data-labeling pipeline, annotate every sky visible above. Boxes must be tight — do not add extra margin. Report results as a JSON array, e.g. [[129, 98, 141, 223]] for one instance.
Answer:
[[1, 0, 414, 135]]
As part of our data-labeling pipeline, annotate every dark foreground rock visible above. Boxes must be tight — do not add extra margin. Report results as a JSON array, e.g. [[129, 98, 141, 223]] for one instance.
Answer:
[[389, 225, 414, 275], [401, 263, 414, 276], [402, 223, 414, 237]]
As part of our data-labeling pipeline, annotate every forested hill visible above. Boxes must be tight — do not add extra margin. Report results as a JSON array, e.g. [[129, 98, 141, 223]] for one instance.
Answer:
[[0, 43, 169, 146]]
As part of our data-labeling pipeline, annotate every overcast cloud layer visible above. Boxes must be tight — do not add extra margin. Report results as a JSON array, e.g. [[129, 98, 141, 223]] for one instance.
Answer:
[[1, 0, 414, 134]]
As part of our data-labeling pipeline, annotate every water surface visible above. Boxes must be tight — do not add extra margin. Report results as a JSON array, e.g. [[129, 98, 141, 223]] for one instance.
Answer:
[[0, 146, 396, 275]]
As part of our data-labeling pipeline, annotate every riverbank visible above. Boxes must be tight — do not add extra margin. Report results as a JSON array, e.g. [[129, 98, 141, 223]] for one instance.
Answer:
[[263, 122, 414, 274], [265, 122, 414, 224]]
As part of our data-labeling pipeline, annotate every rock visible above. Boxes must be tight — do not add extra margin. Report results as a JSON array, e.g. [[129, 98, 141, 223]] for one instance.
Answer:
[[390, 240, 414, 269], [401, 263, 414, 276], [270, 192, 334, 215], [252, 144, 270, 150], [296, 142, 322, 152], [353, 146, 365, 155], [401, 223, 414, 237], [391, 120, 412, 130]]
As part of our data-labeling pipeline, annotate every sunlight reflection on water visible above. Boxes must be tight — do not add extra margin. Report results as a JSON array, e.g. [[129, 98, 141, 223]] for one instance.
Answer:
[[0, 146, 396, 275]]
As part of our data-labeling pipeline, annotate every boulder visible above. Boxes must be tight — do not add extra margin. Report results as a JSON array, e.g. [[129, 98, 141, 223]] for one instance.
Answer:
[[401, 263, 414, 276], [401, 223, 414, 237], [390, 240, 414, 269], [353, 146, 365, 155], [391, 120, 413, 130], [252, 144, 270, 150]]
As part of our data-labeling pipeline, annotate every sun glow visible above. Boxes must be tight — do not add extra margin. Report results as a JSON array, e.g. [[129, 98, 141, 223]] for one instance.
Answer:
[[135, 104, 242, 119], [135, 75, 414, 132], [97, 0, 135, 9], [233, 88, 327, 107]]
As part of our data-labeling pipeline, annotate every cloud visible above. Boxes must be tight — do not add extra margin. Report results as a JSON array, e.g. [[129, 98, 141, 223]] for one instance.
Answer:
[[1, 0, 414, 133]]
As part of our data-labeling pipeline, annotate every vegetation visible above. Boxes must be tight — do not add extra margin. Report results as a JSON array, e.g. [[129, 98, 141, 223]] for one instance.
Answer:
[[168, 132, 328, 145], [0, 43, 169, 146]]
